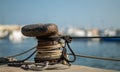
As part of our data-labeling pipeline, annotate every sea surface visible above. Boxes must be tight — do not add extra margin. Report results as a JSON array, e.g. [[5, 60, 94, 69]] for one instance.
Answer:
[[0, 38, 120, 71]]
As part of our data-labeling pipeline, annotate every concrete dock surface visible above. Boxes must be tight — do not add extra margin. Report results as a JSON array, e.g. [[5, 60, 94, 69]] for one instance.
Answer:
[[0, 65, 119, 72]]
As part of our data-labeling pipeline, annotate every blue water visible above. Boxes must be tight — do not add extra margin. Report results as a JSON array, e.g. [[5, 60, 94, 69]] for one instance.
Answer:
[[0, 38, 120, 71]]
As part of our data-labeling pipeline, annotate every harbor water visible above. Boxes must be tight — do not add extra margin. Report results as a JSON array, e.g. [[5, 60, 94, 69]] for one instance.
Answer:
[[0, 38, 120, 71]]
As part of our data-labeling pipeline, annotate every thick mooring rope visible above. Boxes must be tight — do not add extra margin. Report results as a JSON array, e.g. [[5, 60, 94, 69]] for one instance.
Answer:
[[62, 41, 76, 63], [0, 46, 36, 65], [36, 43, 63, 61], [7, 46, 36, 58], [68, 53, 120, 61]]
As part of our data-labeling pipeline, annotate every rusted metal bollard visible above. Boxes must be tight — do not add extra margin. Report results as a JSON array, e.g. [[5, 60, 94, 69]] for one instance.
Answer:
[[21, 23, 72, 70]]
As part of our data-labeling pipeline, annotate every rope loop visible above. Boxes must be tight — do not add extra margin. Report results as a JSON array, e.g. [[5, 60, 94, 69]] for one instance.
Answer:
[[61, 36, 76, 63]]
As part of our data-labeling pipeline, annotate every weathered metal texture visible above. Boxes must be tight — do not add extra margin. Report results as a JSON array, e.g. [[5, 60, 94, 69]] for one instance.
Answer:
[[21, 23, 59, 37]]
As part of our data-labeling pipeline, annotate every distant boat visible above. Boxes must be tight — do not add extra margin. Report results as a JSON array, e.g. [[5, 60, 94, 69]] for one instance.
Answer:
[[0, 30, 9, 39], [9, 30, 27, 43], [101, 37, 120, 42]]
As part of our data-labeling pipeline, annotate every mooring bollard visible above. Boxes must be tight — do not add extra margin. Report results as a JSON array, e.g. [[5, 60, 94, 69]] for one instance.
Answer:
[[21, 23, 76, 70]]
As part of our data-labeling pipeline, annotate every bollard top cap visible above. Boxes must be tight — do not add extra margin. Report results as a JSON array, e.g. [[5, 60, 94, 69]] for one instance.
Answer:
[[21, 23, 59, 37]]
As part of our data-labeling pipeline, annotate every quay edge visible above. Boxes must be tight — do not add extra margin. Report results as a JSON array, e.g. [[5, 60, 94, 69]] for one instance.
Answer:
[[0, 65, 119, 72]]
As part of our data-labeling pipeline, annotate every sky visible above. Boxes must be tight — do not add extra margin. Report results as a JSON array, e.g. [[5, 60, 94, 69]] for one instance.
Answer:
[[0, 0, 120, 29]]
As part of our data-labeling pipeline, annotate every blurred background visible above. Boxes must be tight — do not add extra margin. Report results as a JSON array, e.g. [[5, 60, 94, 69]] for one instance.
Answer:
[[0, 0, 120, 71]]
